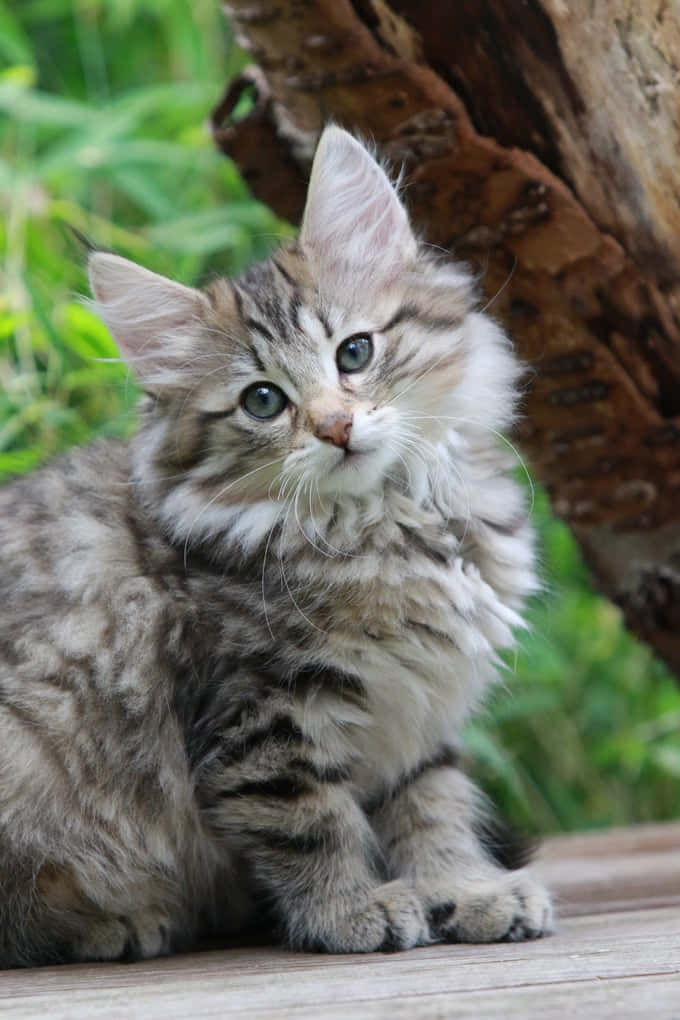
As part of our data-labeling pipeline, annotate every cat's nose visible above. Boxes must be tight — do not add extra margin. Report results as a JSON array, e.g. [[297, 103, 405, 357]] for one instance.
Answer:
[[313, 412, 353, 449]]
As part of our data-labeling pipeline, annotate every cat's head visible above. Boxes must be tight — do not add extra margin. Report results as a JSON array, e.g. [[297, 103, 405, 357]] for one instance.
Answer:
[[89, 126, 520, 552]]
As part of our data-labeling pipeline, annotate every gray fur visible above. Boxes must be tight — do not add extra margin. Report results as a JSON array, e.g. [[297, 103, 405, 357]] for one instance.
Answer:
[[0, 127, 552, 966]]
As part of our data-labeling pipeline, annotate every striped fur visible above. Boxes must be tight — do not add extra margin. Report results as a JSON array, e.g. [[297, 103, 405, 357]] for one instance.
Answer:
[[0, 127, 551, 965]]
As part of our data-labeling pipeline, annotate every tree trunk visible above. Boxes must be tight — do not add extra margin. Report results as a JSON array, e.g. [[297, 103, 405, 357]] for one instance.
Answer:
[[212, 0, 680, 675]]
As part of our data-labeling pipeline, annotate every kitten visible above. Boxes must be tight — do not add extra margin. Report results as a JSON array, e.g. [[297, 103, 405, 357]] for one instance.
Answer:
[[0, 126, 552, 966]]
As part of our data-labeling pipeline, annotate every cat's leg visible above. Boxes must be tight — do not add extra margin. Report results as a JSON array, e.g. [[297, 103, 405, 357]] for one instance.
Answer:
[[370, 751, 554, 944], [198, 693, 429, 953]]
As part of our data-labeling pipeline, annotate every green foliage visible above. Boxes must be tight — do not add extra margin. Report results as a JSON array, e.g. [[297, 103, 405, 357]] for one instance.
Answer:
[[1, 0, 679, 834], [0, 0, 291, 470], [466, 486, 680, 832]]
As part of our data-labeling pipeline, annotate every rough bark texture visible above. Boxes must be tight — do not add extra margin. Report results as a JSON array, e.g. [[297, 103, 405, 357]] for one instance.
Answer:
[[212, 0, 680, 675]]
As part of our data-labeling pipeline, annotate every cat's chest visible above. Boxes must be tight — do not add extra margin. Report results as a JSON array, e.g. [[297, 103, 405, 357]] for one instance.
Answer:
[[334, 541, 506, 663], [320, 552, 505, 788]]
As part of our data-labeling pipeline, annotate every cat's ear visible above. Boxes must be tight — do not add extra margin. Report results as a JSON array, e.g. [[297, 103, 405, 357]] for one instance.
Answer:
[[88, 252, 208, 386], [299, 126, 417, 278]]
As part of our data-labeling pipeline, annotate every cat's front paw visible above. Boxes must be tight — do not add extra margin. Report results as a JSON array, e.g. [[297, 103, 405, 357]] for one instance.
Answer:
[[299, 880, 429, 953], [426, 871, 553, 944]]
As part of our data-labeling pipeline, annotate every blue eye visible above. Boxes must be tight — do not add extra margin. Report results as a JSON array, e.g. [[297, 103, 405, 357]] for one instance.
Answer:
[[336, 334, 373, 374], [241, 382, 288, 420]]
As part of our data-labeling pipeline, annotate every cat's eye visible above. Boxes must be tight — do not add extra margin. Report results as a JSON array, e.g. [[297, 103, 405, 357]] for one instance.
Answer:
[[336, 334, 373, 374], [241, 382, 288, 420]]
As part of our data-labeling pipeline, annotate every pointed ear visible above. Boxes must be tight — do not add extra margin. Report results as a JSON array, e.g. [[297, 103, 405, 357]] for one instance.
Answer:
[[88, 252, 208, 387], [299, 126, 417, 278]]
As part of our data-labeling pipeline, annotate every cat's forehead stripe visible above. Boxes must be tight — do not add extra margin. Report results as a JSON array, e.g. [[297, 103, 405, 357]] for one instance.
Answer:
[[241, 316, 274, 344], [315, 306, 333, 339], [230, 279, 245, 321], [250, 344, 267, 374], [382, 302, 466, 335], [271, 258, 297, 288], [234, 271, 301, 346], [237, 263, 291, 340], [288, 291, 302, 333]]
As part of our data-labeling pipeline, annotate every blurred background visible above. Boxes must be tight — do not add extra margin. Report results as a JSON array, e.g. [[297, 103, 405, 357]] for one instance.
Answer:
[[1, 0, 679, 834]]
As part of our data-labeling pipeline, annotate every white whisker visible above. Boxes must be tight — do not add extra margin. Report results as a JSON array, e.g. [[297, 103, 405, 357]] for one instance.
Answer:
[[302, 476, 341, 559], [401, 411, 535, 513], [260, 494, 286, 641], [279, 482, 329, 635], [292, 471, 334, 560], [479, 257, 517, 314], [377, 346, 452, 410], [181, 455, 286, 567]]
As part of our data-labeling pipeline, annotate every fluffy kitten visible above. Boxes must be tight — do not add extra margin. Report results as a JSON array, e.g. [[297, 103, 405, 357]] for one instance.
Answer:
[[0, 126, 552, 966]]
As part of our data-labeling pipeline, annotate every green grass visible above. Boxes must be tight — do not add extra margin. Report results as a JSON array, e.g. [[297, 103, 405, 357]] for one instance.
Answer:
[[0, 0, 290, 472], [2, 0, 679, 834]]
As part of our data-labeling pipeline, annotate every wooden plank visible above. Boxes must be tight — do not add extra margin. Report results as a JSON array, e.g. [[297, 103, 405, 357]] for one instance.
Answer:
[[536, 821, 680, 916], [539, 821, 680, 857], [0, 906, 678, 1019], [279, 976, 680, 1020], [0, 824, 678, 1019]]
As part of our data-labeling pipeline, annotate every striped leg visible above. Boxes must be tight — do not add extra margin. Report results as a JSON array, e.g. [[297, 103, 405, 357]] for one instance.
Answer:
[[370, 751, 554, 943], [197, 687, 428, 953]]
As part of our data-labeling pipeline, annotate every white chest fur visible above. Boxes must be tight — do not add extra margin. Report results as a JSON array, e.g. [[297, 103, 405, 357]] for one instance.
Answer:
[[311, 545, 522, 791]]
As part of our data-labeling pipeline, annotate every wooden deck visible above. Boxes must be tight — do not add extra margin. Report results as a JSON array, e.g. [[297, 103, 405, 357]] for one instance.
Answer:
[[1, 823, 678, 1018]]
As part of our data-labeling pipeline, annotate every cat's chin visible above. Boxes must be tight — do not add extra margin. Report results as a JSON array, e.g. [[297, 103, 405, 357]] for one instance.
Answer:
[[315, 447, 394, 499]]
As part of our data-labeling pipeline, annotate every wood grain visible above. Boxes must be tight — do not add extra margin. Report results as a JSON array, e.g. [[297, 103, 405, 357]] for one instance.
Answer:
[[537, 820, 680, 915], [0, 823, 677, 1019]]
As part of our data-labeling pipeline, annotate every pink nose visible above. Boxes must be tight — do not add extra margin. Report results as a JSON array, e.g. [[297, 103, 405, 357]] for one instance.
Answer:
[[314, 412, 353, 448]]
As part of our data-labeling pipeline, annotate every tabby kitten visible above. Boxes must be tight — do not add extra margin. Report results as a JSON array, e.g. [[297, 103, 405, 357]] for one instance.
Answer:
[[0, 126, 552, 966]]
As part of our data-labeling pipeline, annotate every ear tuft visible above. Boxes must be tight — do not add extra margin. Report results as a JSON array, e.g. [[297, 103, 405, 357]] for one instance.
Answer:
[[299, 126, 417, 279], [88, 253, 206, 386]]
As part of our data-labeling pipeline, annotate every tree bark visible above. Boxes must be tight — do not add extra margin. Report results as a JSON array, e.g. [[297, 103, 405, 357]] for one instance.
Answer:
[[212, 0, 680, 675]]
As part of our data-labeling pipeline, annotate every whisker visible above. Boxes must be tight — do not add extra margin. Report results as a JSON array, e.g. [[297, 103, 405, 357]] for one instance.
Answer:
[[279, 482, 329, 635], [401, 411, 535, 513], [260, 494, 286, 641], [110, 468, 195, 488], [377, 339, 461, 409], [174, 360, 235, 423], [302, 475, 341, 559], [312, 478, 366, 560], [376, 261, 517, 413], [292, 471, 335, 560], [479, 257, 517, 314], [181, 455, 286, 567]]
